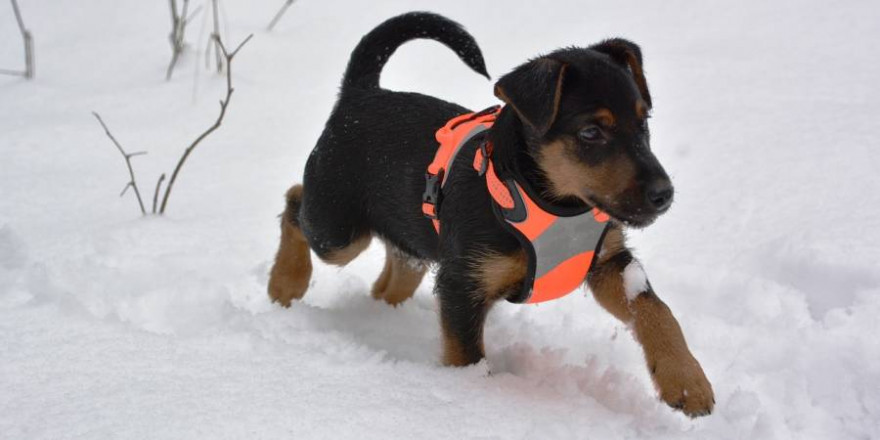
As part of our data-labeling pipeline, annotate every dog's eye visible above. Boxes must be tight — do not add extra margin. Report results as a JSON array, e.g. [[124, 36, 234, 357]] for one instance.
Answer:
[[577, 126, 604, 143]]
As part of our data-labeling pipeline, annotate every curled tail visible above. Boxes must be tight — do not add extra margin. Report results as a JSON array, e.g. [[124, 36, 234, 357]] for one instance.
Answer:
[[342, 12, 490, 90]]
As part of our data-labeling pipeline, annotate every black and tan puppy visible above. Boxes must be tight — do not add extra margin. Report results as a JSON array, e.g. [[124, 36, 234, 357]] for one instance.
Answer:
[[269, 12, 714, 417]]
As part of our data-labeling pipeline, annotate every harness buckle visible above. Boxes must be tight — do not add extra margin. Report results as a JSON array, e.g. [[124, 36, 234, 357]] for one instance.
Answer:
[[422, 170, 444, 219]]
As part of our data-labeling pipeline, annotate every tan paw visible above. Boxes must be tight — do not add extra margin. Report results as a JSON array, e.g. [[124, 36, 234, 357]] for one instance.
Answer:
[[651, 355, 715, 417], [267, 271, 309, 307]]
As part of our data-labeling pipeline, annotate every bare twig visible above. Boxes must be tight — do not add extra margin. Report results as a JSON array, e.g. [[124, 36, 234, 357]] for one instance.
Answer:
[[208, 0, 223, 73], [185, 4, 203, 23], [2, 0, 34, 79], [159, 34, 253, 214], [166, 0, 192, 81], [267, 0, 296, 31], [152, 173, 166, 214], [93, 112, 148, 216]]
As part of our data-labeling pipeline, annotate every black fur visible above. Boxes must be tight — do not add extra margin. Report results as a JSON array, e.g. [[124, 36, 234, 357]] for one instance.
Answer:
[[300, 12, 490, 263], [296, 12, 669, 365], [342, 11, 489, 90], [493, 58, 565, 135]]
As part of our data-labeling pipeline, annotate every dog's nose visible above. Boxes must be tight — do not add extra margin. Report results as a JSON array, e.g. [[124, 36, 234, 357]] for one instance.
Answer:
[[646, 179, 674, 212]]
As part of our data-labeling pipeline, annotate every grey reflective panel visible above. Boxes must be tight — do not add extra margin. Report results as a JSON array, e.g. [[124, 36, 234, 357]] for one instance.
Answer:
[[441, 125, 490, 186], [529, 212, 606, 279]]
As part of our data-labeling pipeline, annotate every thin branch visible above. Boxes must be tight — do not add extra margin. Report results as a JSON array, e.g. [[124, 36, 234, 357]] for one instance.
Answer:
[[184, 4, 203, 24], [168, 0, 178, 29], [209, 0, 223, 73], [152, 173, 166, 214], [24, 31, 33, 78], [166, 0, 191, 81], [267, 0, 296, 31], [226, 34, 253, 59], [93, 112, 148, 216], [7, 0, 34, 79], [159, 34, 252, 214], [10, 0, 25, 30]]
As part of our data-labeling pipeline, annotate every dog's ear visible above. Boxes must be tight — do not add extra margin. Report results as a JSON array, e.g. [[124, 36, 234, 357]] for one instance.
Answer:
[[591, 39, 652, 108], [494, 58, 568, 135]]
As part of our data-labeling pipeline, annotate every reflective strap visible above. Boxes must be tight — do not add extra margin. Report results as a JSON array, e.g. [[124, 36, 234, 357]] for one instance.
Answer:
[[481, 165, 609, 304], [530, 251, 595, 303], [441, 125, 489, 186], [429, 113, 480, 175], [426, 108, 499, 232], [421, 202, 436, 217], [525, 208, 608, 303], [429, 113, 497, 181], [507, 180, 556, 241], [531, 208, 607, 280]]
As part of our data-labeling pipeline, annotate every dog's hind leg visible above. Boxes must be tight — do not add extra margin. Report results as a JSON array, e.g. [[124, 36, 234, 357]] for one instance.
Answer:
[[313, 233, 372, 267], [371, 244, 427, 306], [298, 182, 372, 267], [268, 185, 313, 306], [269, 182, 374, 306]]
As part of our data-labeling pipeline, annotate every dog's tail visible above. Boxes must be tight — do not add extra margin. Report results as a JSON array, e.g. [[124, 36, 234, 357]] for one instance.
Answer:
[[341, 12, 490, 90]]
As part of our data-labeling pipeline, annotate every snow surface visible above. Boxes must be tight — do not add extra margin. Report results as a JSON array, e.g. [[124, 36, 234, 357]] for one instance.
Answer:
[[2, 0, 880, 438]]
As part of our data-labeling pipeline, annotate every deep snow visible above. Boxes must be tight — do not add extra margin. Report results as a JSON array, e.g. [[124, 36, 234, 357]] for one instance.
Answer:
[[1, 0, 879, 438]]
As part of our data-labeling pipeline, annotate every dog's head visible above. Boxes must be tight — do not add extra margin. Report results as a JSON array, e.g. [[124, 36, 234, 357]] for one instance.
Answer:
[[494, 39, 671, 228]]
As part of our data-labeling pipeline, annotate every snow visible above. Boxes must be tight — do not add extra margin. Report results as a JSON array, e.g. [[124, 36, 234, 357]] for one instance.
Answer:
[[622, 260, 648, 302], [2, 0, 879, 439]]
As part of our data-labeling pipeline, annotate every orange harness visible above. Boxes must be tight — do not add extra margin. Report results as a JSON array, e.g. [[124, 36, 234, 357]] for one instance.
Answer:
[[423, 107, 610, 304]]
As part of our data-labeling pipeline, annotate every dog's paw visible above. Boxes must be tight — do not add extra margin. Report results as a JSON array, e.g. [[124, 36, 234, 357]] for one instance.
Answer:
[[267, 272, 308, 307], [651, 355, 715, 417]]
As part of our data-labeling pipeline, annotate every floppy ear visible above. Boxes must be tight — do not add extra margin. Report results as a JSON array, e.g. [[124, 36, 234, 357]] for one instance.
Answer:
[[494, 58, 567, 135], [591, 38, 652, 108]]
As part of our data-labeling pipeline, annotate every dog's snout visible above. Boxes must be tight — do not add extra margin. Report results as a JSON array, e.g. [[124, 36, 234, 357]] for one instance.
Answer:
[[646, 179, 674, 212]]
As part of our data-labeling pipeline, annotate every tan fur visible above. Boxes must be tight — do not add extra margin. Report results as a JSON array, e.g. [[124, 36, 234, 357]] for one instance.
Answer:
[[588, 228, 714, 417], [548, 63, 567, 129], [268, 185, 313, 307], [494, 86, 526, 127], [441, 323, 474, 367], [320, 234, 372, 266], [598, 226, 626, 261], [285, 184, 304, 204], [594, 108, 616, 128], [635, 99, 648, 120], [630, 294, 714, 416], [373, 256, 393, 298], [536, 140, 636, 203], [438, 249, 529, 366], [606, 41, 651, 107], [371, 244, 427, 306], [470, 249, 527, 302]]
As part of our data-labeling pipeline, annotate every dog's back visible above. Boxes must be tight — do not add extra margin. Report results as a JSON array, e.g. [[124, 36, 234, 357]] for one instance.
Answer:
[[299, 12, 490, 261]]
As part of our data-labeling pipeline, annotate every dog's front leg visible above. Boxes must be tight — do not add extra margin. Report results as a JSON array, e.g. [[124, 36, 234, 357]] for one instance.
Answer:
[[435, 247, 526, 366], [588, 228, 714, 417], [436, 264, 491, 366]]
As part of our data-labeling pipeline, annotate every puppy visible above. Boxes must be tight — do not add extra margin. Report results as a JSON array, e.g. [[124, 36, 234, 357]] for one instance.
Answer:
[[268, 12, 714, 417]]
